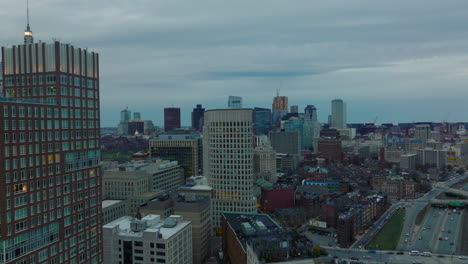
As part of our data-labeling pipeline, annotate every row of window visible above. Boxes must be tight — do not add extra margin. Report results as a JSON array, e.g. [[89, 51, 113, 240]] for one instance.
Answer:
[[3, 105, 98, 119]]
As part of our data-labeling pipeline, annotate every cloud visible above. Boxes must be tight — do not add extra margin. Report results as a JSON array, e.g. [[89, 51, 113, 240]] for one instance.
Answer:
[[2, 0, 468, 126]]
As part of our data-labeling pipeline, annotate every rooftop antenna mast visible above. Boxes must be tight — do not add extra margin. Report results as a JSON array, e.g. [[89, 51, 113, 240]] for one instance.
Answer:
[[24, 0, 34, 44]]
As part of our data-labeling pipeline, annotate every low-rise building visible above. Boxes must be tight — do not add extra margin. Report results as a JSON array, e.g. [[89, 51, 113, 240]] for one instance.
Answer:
[[102, 200, 128, 224], [371, 175, 418, 199], [103, 215, 192, 264], [140, 194, 212, 264]]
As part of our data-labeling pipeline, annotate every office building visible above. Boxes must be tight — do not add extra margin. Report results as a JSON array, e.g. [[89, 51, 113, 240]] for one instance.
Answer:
[[102, 200, 128, 224], [191, 104, 205, 131], [103, 215, 192, 264], [141, 194, 211, 264], [203, 109, 257, 229], [290, 105, 298, 114], [304, 105, 318, 122], [272, 91, 288, 128], [415, 124, 431, 141], [253, 107, 272, 135], [318, 139, 343, 162], [331, 99, 347, 129], [121, 107, 131, 122], [400, 154, 417, 170], [253, 139, 276, 182], [269, 130, 301, 156], [164, 107, 181, 131], [221, 212, 316, 264], [228, 95, 243, 108], [149, 131, 202, 179], [1, 39, 102, 263], [416, 148, 447, 169], [128, 120, 145, 135], [103, 160, 184, 198]]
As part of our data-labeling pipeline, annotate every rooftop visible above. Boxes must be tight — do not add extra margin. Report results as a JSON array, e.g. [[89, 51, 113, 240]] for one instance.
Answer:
[[102, 200, 124, 208], [103, 214, 190, 239]]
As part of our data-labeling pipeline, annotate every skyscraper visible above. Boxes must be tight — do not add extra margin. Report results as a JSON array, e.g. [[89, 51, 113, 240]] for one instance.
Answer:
[[120, 107, 131, 122], [1, 40, 102, 263], [132, 111, 141, 120], [227, 96, 242, 108], [290, 105, 299, 114], [304, 105, 318, 122], [253, 107, 272, 135], [272, 91, 288, 128], [164, 107, 181, 132], [191, 104, 205, 131], [331, 99, 347, 129], [203, 109, 256, 229]]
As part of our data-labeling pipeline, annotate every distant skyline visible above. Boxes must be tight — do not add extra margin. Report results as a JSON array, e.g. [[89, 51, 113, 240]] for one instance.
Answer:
[[2, 0, 468, 127]]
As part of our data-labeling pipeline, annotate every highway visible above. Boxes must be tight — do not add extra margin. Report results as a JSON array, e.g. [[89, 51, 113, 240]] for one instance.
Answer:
[[350, 201, 403, 249], [326, 247, 468, 264]]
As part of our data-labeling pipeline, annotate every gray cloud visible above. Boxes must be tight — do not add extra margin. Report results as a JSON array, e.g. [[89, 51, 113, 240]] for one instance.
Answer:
[[2, 0, 468, 126]]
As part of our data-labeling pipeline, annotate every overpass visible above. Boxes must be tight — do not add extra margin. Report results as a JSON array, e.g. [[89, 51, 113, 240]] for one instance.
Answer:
[[430, 199, 468, 206], [445, 188, 468, 198]]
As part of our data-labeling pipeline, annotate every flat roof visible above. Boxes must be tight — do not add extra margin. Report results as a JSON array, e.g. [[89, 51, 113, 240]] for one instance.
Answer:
[[102, 200, 124, 208], [104, 215, 190, 239]]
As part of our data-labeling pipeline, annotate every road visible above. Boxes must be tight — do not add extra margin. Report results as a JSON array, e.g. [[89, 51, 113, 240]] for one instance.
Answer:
[[326, 247, 468, 264], [396, 174, 468, 252], [350, 201, 403, 249]]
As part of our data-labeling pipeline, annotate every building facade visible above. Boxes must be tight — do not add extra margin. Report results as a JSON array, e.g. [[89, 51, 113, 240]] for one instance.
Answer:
[[103, 215, 192, 264], [253, 107, 271, 136], [228, 96, 243, 108], [272, 92, 288, 128], [164, 107, 181, 132], [331, 99, 346, 129], [191, 104, 205, 132], [203, 109, 257, 229], [149, 131, 202, 179], [1, 41, 102, 263]]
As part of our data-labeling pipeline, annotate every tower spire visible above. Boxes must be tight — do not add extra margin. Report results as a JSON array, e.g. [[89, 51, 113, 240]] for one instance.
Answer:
[[24, 0, 34, 44]]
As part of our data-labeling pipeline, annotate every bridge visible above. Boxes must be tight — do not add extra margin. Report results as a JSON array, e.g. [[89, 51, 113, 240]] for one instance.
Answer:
[[430, 199, 468, 206], [445, 188, 468, 198]]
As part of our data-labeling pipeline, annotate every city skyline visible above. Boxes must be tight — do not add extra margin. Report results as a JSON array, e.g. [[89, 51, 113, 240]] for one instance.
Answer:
[[2, 0, 468, 127]]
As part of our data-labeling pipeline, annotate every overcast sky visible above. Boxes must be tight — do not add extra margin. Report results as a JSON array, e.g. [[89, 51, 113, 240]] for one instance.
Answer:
[[2, 0, 468, 127]]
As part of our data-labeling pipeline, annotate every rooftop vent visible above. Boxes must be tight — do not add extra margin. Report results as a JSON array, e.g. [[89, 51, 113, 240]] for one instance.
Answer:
[[162, 218, 177, 228], [130, 220, 147, 232]]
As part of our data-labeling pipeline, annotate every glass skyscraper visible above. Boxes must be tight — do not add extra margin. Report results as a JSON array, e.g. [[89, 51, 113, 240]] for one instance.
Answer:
[[253, 107, 271, 135]]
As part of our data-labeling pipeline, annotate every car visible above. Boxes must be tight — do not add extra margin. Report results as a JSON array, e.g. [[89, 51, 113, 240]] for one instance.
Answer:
[[332, 256, 338, 259], [439, 237, 443, 240], [350, 257, 359, 260], [458, 256, 467, 260], [450, 242, 454, 245], [363, 255, 371, 259], [444, 237, 449, 241], [387, 252, 394, 254], [406, 233, 410, 236], [397, 251, 404, 255], [437, 255, 445, 258], [418, 237, 422, 240], [448, 230, 451, 233]]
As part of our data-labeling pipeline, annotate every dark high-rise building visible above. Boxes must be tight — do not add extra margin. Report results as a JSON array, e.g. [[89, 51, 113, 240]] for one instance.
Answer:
[[128, 120, 145, 135], [149, 131, 202, 179], [253, 107, 271, 135], [164, 107, 181, 132], [304, 105, 317, 122], [1, 40, 102, 263], [191, 104, 205, 131]]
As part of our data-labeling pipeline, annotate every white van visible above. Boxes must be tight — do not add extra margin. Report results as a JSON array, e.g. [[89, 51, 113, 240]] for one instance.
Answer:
[[422, 252, 432, 257], [409, 250, 420, 256]]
